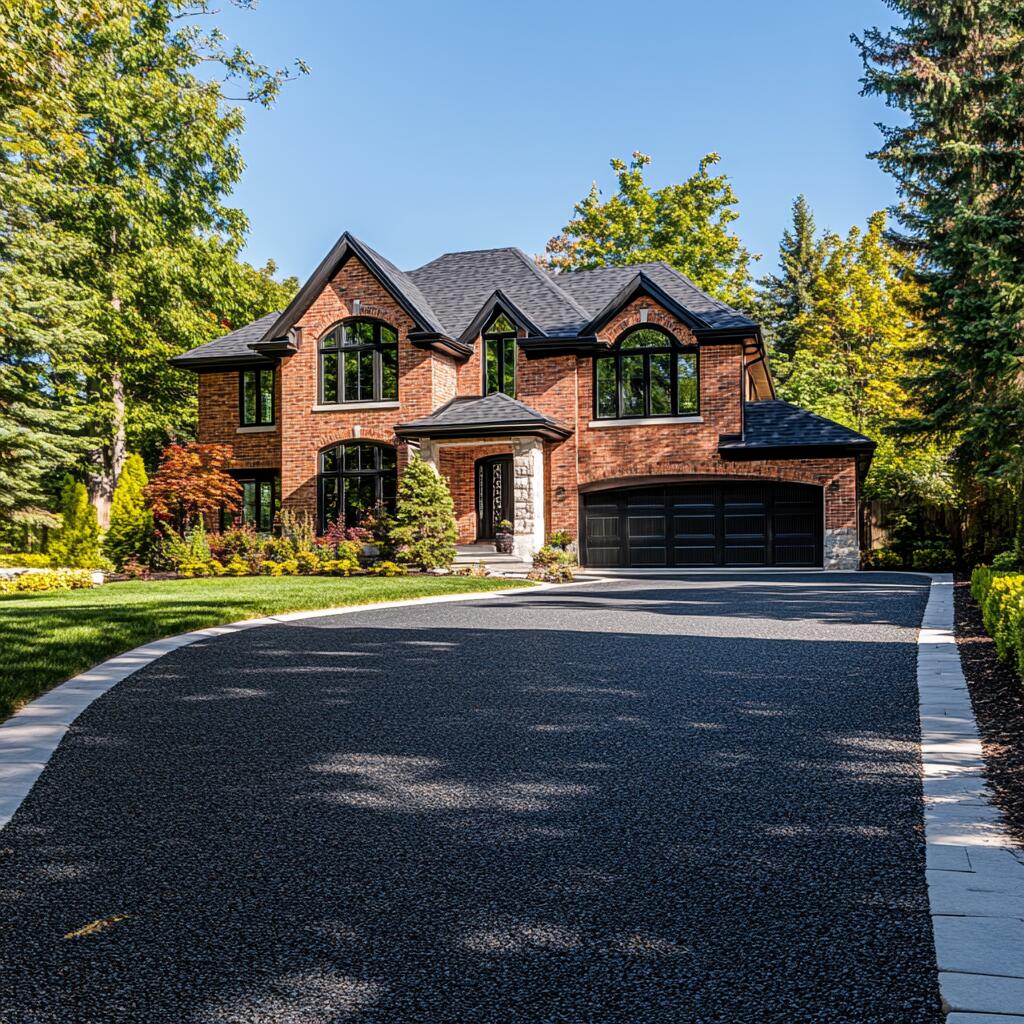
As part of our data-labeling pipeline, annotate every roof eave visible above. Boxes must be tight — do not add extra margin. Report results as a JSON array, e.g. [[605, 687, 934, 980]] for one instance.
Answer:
[[169, 352, 278, 371], [407, 331, 473, 361], [519, 335, 610, 358], [718, 440, 877, 460], [396, 420, 572, 442]]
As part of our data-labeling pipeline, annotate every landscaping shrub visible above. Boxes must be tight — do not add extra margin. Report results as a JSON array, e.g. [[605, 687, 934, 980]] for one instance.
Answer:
[[295, 550, 321, 575], [547, 531, 574, 551], [529, 545, 577, 583], [991, 550, 1020, 571], [145, 442, 241, 531], [48, 477, 103, 569], [0, 553, 51, 569], [971, 565, 1024, 675], [863, 547, 902, 570], [0, 569, 97, 596], [368, 560, 405, 576], [104, 454, 154, 570], [388, 455, 457, 570], [320, 558, 359, 576], [911, 541, 956, 571]]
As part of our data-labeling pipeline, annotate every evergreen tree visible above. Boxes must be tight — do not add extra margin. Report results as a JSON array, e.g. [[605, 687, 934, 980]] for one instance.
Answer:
[[755, 195, 826, 382], [543, 152, 757, 310], [103, 453, 153, 569], [854, 3, 1024, 496], [388, 456, 458, 570], [49, 477, 102, 568]]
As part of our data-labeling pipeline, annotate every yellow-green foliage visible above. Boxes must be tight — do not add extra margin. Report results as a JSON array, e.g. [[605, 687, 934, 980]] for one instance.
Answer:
[[971, 566, 1024, 675], [178, 559, 225, 578], [367, 560, 405, 577], [0, 569, 97, 596], [0, 554, 51, 568]]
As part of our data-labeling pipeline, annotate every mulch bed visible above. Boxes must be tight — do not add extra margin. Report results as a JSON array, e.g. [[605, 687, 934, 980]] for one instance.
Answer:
[[953, 574, 1024, 845]]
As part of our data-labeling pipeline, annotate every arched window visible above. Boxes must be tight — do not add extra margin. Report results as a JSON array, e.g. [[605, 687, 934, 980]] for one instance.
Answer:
[[319, 442, 397, 530], [482, 313, 517, 397], [319, 319, 398, 405], [594, 326, 698, 420]]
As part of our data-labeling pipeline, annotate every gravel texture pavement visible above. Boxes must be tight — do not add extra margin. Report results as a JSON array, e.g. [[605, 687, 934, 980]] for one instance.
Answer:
[[0, 573, 941, 1023]]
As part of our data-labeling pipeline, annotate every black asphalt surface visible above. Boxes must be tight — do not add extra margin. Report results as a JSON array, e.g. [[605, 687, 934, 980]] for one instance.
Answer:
[[0, 574, 942, 1023]]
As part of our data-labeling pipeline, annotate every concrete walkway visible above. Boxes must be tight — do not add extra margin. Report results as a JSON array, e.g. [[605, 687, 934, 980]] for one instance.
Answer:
[[0, 574, 942, 1022]]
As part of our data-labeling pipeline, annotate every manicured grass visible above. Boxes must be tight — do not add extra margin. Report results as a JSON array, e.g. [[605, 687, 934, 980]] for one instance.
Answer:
[[0, 575, 533, 720]]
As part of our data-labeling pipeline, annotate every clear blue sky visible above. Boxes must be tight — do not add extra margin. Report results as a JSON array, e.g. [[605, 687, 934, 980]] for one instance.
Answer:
[[211, 0, 902, 281]]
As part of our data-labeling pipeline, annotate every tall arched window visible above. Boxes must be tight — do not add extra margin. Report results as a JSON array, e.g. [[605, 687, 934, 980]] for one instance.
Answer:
[[319, 319, 398, 405], [319, 441, 397, 530], [482, 313, 517, 397], [594, 326, 698, 420]]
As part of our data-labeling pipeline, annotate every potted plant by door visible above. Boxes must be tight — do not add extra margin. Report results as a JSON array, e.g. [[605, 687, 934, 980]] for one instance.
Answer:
[[494, 520, 514, 554]]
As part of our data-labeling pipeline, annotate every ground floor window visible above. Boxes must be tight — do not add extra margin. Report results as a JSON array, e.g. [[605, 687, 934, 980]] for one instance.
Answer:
[[224, 470, 278, 532], [318, 441, 397, 531]]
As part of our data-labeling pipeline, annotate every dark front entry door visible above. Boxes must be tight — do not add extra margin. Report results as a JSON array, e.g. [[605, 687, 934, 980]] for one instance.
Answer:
[[476, 455, 513, 540], [582, 482, 823, 568]]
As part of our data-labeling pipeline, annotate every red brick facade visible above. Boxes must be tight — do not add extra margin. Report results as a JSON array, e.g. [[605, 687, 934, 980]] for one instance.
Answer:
[[194, 254, 860, 564]]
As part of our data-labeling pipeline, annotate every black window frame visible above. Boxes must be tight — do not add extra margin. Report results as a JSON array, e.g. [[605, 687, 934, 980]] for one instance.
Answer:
[[318, 318, 399, 406], [239, 367, 275, 427], [222, 470, 279, 533], [592, 325, 699, 420], [482, 312, 518, 398], [317, 440, 398, 533]]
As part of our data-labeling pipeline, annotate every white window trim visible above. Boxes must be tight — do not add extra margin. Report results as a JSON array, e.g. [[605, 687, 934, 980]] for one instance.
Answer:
[[236, 425, 277, 434], [587, 415, 704, 428], [311, 401, 401, 413]]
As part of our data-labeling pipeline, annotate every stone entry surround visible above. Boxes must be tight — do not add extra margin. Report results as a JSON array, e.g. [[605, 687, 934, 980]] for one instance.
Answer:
[[417, 436, 546, 562]]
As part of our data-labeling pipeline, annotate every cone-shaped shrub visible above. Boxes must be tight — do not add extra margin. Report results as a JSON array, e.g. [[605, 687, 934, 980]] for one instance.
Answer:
[[49, 476, 102, 568], [387, 455, 457, 569], [104, 454, 154, 569]]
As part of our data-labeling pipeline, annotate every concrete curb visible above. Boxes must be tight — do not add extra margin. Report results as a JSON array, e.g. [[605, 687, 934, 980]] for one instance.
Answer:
[[0, 577, 607, 832], [918, 574, 1024, 1020]]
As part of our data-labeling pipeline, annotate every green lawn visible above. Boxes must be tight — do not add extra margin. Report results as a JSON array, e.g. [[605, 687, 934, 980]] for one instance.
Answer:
[[0, 575, 533, 720]]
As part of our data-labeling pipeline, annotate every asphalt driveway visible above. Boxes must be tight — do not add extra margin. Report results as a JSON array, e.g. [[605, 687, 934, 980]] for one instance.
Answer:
[[0, 574, 941, 1023]]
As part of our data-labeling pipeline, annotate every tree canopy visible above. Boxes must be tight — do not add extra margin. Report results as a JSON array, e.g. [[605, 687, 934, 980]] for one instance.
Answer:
[[542, 152, 756, 310]]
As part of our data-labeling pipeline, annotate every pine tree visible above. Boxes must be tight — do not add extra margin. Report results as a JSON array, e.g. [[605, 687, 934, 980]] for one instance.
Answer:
[[49, 477, 102, 568], [103, 454, 154, 569], [755, 195, 826, 382], [388, 456, 458, 570], [854, 3, 1024, 494]]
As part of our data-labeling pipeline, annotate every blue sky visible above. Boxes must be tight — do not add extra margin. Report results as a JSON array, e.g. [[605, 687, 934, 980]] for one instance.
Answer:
[[211, 0, 902, 281]]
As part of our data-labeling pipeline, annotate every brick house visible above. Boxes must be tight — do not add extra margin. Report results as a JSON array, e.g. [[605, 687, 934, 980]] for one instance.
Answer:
[[172, 232, 874, 569]]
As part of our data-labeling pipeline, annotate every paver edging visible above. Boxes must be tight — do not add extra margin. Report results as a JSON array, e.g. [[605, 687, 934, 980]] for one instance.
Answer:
[[918, 574, 1024, 1019], [0, 577, 607, 830]]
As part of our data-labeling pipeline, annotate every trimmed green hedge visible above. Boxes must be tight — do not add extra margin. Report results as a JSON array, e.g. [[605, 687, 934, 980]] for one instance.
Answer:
[[971, 565, 1024, 680], [0, 569, 97, 596]]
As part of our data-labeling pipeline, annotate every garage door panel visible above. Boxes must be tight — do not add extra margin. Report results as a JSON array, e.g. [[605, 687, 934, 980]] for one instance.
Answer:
[[583, 483, 822, 568]]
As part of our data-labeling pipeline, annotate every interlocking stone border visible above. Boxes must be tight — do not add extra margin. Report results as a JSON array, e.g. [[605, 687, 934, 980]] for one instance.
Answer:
[[0, 579, 606, 832], [919, 574, 1024, 1020]]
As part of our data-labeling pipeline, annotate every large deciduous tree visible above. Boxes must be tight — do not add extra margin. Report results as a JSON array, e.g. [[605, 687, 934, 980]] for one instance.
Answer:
[[542, 152, 756, 310], [0, 1, 304, 524], [854, 3, 1024, 508]]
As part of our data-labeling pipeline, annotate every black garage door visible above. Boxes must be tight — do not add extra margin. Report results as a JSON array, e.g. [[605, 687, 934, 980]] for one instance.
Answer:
[[582, 482, 822, 568]]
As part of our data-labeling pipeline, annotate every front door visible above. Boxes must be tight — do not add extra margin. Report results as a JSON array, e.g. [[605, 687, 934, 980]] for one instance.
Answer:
[[475, 455, 513, 540]]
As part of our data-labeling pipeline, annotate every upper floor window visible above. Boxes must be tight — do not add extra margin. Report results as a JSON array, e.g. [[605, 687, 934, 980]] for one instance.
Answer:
[[319, 441, 397, 531], [239, 368, 274, 426], [483, 313, 517, 398], [320, 319, 398, 405], [594, 326, 698, 420]]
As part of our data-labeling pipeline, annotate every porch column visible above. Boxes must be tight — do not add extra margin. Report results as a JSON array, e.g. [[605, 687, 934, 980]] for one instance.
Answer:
[[512, 437, 545, 561], [417, 439, 438, 473]]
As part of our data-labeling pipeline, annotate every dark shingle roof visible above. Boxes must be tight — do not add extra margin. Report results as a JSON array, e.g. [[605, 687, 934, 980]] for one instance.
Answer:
[[407, 248, 591, 339], [551, 263, 756, 330], [396, 392, 571, 439], [358, 239, 446, 334], [171, 311, 281, 365], [720, 400, 875, 453], [172, 236, 759, 368]]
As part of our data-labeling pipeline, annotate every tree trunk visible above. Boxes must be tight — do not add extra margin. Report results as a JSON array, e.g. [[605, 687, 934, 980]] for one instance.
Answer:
[[89, 288, 126, 528]]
